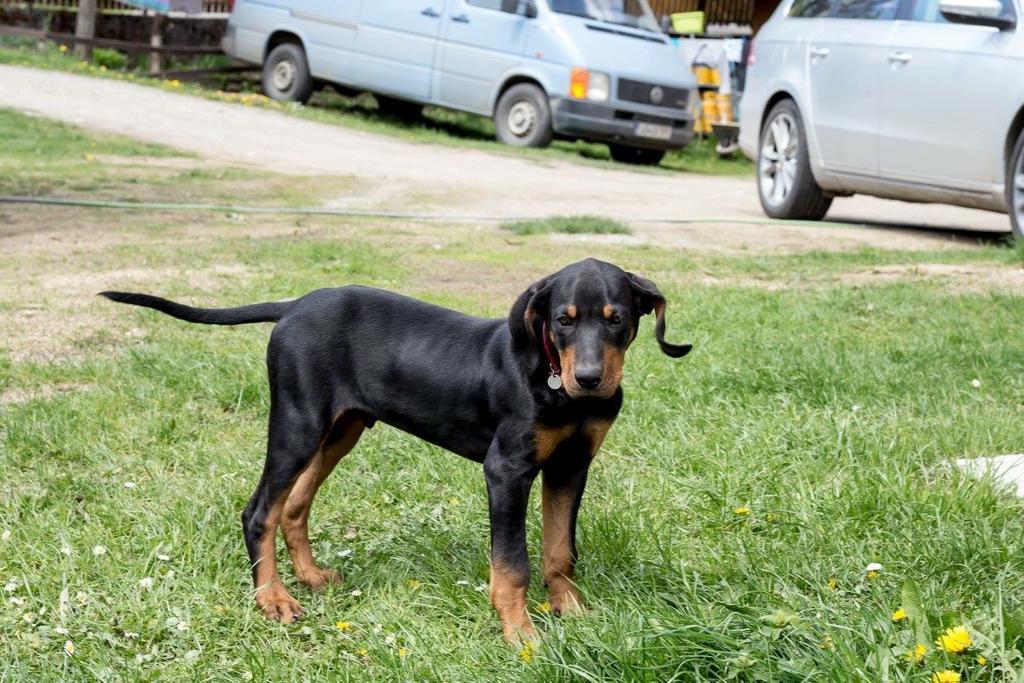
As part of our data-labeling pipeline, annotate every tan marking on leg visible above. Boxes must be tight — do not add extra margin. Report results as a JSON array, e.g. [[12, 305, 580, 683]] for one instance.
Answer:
[[583, 418, 614, 455], [542, 481, 583, 616], [490, 560, 536, 643], [282, 415, 364, 591], [534, 423, 577, 464], [254, 489, 304, 623]]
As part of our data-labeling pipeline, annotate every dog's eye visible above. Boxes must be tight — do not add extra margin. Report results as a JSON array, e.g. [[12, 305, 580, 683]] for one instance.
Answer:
[[608, 314, 624, 325], [556, 315, 574, 327]]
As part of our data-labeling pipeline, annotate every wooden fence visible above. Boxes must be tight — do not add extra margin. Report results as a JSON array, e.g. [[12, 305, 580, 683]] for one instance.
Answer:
[[650, 0, 757, 25]]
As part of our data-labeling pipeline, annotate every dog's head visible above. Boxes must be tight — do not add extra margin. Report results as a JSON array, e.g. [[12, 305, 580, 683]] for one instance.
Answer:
[[509, 259, 691, 399]]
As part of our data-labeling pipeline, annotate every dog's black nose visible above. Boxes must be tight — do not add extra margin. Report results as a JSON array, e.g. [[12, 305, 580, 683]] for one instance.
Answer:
[[574, 367, 602, 390]]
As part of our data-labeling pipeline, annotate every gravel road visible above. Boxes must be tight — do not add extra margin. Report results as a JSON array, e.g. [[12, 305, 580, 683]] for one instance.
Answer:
[[0, 65, 1009, 251]]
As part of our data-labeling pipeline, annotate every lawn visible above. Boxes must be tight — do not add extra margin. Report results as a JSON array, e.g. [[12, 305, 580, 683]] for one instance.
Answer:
[[2, 111, 1024, 682], [0, 37, 753, 178]]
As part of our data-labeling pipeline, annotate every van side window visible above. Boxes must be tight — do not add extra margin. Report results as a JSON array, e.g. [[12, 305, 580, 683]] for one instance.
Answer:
[[788, 0, 836, 17], [832, 0, 899, 19], [467, 0, 522, 11]]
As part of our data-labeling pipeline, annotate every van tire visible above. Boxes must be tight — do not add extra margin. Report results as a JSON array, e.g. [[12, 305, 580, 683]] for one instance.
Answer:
[[1007, 127, 1024, 240], [609, 144, 665, 166], [494, 83, 553, 148], [262, 43, 314, 104], [757, 99, 831, 220]]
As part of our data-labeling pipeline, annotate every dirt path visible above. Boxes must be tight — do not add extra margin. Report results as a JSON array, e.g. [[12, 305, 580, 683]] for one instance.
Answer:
[[0, 65, 1010, 252]]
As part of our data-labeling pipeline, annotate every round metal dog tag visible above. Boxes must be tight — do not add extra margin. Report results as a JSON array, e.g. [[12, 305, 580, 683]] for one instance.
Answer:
[[547, 374, 562, 390]]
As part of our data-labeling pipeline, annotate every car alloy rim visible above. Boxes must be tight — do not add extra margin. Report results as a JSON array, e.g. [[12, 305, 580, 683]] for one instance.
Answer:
[[759, 112, 799, 208], [507, 101, 537, 137], [1015, 146, 1024, 232], [272, 59, 296, 92]]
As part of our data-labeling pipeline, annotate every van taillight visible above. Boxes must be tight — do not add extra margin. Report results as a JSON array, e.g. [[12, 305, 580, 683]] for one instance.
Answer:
[[227, 0, 235, 10]]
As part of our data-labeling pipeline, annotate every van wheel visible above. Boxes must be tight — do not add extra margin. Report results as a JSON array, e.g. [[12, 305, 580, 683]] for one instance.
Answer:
[[1007, 127, 1024, 240], [376, 95, 423, 121], [757, 99, 831, 220], [495, 83, 553, 148], [262, 43, 314, 104], [609, 144, 665, 166]]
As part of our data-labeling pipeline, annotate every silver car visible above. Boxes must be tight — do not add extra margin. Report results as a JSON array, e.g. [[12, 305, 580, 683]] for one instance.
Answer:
[[738, 0, 1024, 237]]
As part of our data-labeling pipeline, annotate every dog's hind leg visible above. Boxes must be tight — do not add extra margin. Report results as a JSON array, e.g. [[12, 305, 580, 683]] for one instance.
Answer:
[[241, 408, 325, 624], [281, 411, 365, 591]]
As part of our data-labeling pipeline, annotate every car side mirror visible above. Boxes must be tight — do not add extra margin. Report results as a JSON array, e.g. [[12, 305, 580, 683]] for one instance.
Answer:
[[519, 0, 538, 18], [939, 0, 1016, 29]]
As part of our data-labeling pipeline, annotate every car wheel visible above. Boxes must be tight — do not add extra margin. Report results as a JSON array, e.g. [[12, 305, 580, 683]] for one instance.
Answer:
[[1007, 128, 1024, 240], [609, 144, 666, 166], [262, 43, 314, 104], [757, 99, 832, 220], [494, 83, 553, 148], [376, 95, 424, 121]]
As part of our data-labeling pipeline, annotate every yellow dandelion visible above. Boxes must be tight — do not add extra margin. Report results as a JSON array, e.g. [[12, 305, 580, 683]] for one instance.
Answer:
[[335, 620, 352, 632], [977, 655, 987, 666], [536, 601, 552, 614], [58, 44, 68, 53], [819, 636, 835, 650], [519, 641, 534, 663], [62, 640, 75, 656], [398, 646, 408, 658], [936, 626, 972, 654], [931, 671, 960, 683], [892, 608, 907, 622], [405, 579, 421, 590], [827, 577, 838, 591], [84, 153, 95, 162], [733, 506, 751, 516], [355, 647, 368, 659], [448, 497, 460, 506], [866, 571, 879, 580], [99, 65, 107, 71], [906, 644, 927, 664]]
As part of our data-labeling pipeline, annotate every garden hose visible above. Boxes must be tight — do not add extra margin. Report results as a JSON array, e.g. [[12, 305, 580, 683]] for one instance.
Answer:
[[0, 194, 876, 230]]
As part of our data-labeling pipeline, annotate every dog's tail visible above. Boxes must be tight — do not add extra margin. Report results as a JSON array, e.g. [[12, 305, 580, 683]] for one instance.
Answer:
[[99, 291, 289, 325]]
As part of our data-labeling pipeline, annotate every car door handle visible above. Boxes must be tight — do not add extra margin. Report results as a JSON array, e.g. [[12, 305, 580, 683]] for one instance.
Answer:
[[421, 6, 440, 17], [451, 13, 470, 22], [888, 51, 912, 63], [810, 46, 830, 58]]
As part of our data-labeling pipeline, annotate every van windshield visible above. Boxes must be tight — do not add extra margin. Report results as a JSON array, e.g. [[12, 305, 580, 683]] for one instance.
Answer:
[[548, 0, 661, 32]]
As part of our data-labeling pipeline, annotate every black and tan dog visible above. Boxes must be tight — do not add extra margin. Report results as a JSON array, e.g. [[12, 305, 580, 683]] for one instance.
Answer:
[[102, 258, 690, 641]]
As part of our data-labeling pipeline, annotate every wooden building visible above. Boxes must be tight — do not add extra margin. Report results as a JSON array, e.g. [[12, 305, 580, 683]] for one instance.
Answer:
[[649, 0, 782, 33]]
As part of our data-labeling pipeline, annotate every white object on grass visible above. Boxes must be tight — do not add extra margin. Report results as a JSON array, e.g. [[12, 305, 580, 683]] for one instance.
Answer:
[[956, 455, 1024, 497]]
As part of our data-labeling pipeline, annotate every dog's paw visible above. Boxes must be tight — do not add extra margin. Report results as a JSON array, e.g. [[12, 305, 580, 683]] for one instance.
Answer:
[[256, 585, 304, 624], [549, 587, 586, 617], [298, 567, 343, 592]]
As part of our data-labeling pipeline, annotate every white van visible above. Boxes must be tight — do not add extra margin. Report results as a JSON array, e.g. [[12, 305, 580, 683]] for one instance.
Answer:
[[222, 0, 696, 164]]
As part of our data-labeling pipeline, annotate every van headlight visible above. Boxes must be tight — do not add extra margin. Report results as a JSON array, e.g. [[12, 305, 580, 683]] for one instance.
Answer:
[[570, 68, 610, 102]]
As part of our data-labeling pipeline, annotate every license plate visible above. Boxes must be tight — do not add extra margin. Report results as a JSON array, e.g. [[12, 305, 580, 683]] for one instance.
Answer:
[[635, 122, 672, 140]]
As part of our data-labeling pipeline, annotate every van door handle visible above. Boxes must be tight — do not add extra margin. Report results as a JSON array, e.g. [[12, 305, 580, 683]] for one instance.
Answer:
[[809, 46, 830, 58], [421, 6, 440, 17], [888, 51, 912, 63], [451, 13, 470, 22]]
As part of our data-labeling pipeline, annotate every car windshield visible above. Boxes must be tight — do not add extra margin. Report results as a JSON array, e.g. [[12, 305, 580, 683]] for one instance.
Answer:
[[548, 0, 661, 32]]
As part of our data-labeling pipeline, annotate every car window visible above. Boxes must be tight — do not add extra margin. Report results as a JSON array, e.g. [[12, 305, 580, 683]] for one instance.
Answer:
[[832, 0, 899, 19], [467, 0, 521, 11], [908, 0, 1014, 21], [789, 0, 836, 17]]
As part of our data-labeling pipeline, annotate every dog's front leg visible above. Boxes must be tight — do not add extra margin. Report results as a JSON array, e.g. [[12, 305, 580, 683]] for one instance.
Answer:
[[483, 435, 539, 643]]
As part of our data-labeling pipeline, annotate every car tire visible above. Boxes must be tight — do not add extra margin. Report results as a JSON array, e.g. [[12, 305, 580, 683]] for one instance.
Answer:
[[376, 95, 424, 121], [757, 99, 832, 220], [494, 83, 553, 148], [262, 43, 314, 104], [609, 144, 666, 166], [1007, 128, 1024, 240]]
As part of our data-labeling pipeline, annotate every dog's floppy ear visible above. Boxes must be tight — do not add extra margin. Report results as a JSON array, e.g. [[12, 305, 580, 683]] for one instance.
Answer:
[[509, 277, 553, 347], [628, 273, 692, 358]]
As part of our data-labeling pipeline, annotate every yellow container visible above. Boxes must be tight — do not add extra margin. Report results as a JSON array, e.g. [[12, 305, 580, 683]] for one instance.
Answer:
[[701, 95, 719, 133], [716, 94, 733, 122], [671, 11, 705, 34]]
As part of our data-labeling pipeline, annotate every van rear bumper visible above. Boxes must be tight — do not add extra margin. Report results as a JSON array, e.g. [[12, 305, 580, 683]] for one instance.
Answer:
[[550, 98, 692, 150]]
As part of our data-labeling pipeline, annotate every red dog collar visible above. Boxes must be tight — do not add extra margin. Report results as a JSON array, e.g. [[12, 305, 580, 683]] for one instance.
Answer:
[[540, 321, 562, 390]]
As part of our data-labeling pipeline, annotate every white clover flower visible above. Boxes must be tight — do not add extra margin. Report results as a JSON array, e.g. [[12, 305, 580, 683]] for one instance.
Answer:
[[124, 482, 137, 489], [157, 554, 171, 562], [139, 577, 154, 589], [92, 545, 107, 557], [865, 562, 883, 573], [971, 379, 981, 388]]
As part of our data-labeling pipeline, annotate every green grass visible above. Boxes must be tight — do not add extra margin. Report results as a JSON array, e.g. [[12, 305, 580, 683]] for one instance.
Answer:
[[0, 37, 753, 178], [2, 102, 1024, 683], [501, 215, 632, 236]]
